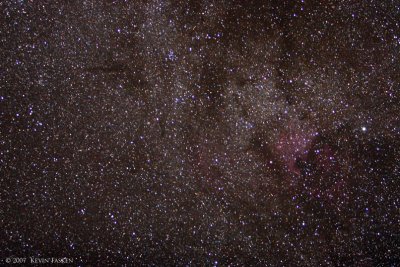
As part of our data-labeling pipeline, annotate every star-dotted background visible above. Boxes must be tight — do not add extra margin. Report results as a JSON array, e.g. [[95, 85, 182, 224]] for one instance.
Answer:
[[1, 0, 399, 265]]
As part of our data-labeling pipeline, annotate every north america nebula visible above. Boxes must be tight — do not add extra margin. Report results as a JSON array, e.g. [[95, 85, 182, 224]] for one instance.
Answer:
[[1, 0, 399, 265]]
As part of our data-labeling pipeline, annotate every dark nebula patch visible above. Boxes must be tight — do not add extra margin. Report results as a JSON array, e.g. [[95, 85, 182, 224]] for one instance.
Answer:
[[1, 0, 399, 266]]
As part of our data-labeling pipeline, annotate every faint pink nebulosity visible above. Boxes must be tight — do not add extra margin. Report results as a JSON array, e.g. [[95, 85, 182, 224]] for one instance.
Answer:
[[275, 121, 318, 175]]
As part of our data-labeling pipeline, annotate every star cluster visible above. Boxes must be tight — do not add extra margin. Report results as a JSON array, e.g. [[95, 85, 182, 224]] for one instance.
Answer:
[[1, 0, 399, 265]]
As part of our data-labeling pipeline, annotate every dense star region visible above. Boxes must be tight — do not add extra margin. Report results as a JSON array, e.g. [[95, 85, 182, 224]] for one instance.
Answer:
[[1, 0, 399, 265]]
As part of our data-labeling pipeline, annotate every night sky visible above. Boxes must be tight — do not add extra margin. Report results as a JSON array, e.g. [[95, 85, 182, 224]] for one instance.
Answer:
[[1, 0, 400, 266]]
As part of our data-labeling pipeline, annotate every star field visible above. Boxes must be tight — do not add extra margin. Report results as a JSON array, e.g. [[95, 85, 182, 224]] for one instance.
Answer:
[[1, 0, 400, 265]]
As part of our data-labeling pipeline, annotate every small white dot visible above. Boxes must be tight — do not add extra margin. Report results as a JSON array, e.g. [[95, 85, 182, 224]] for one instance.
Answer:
[[361, 126, 367, 132]]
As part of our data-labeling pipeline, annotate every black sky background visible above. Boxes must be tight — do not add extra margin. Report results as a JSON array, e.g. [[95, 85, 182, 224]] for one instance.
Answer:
[[1, 0, 400, 265]]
